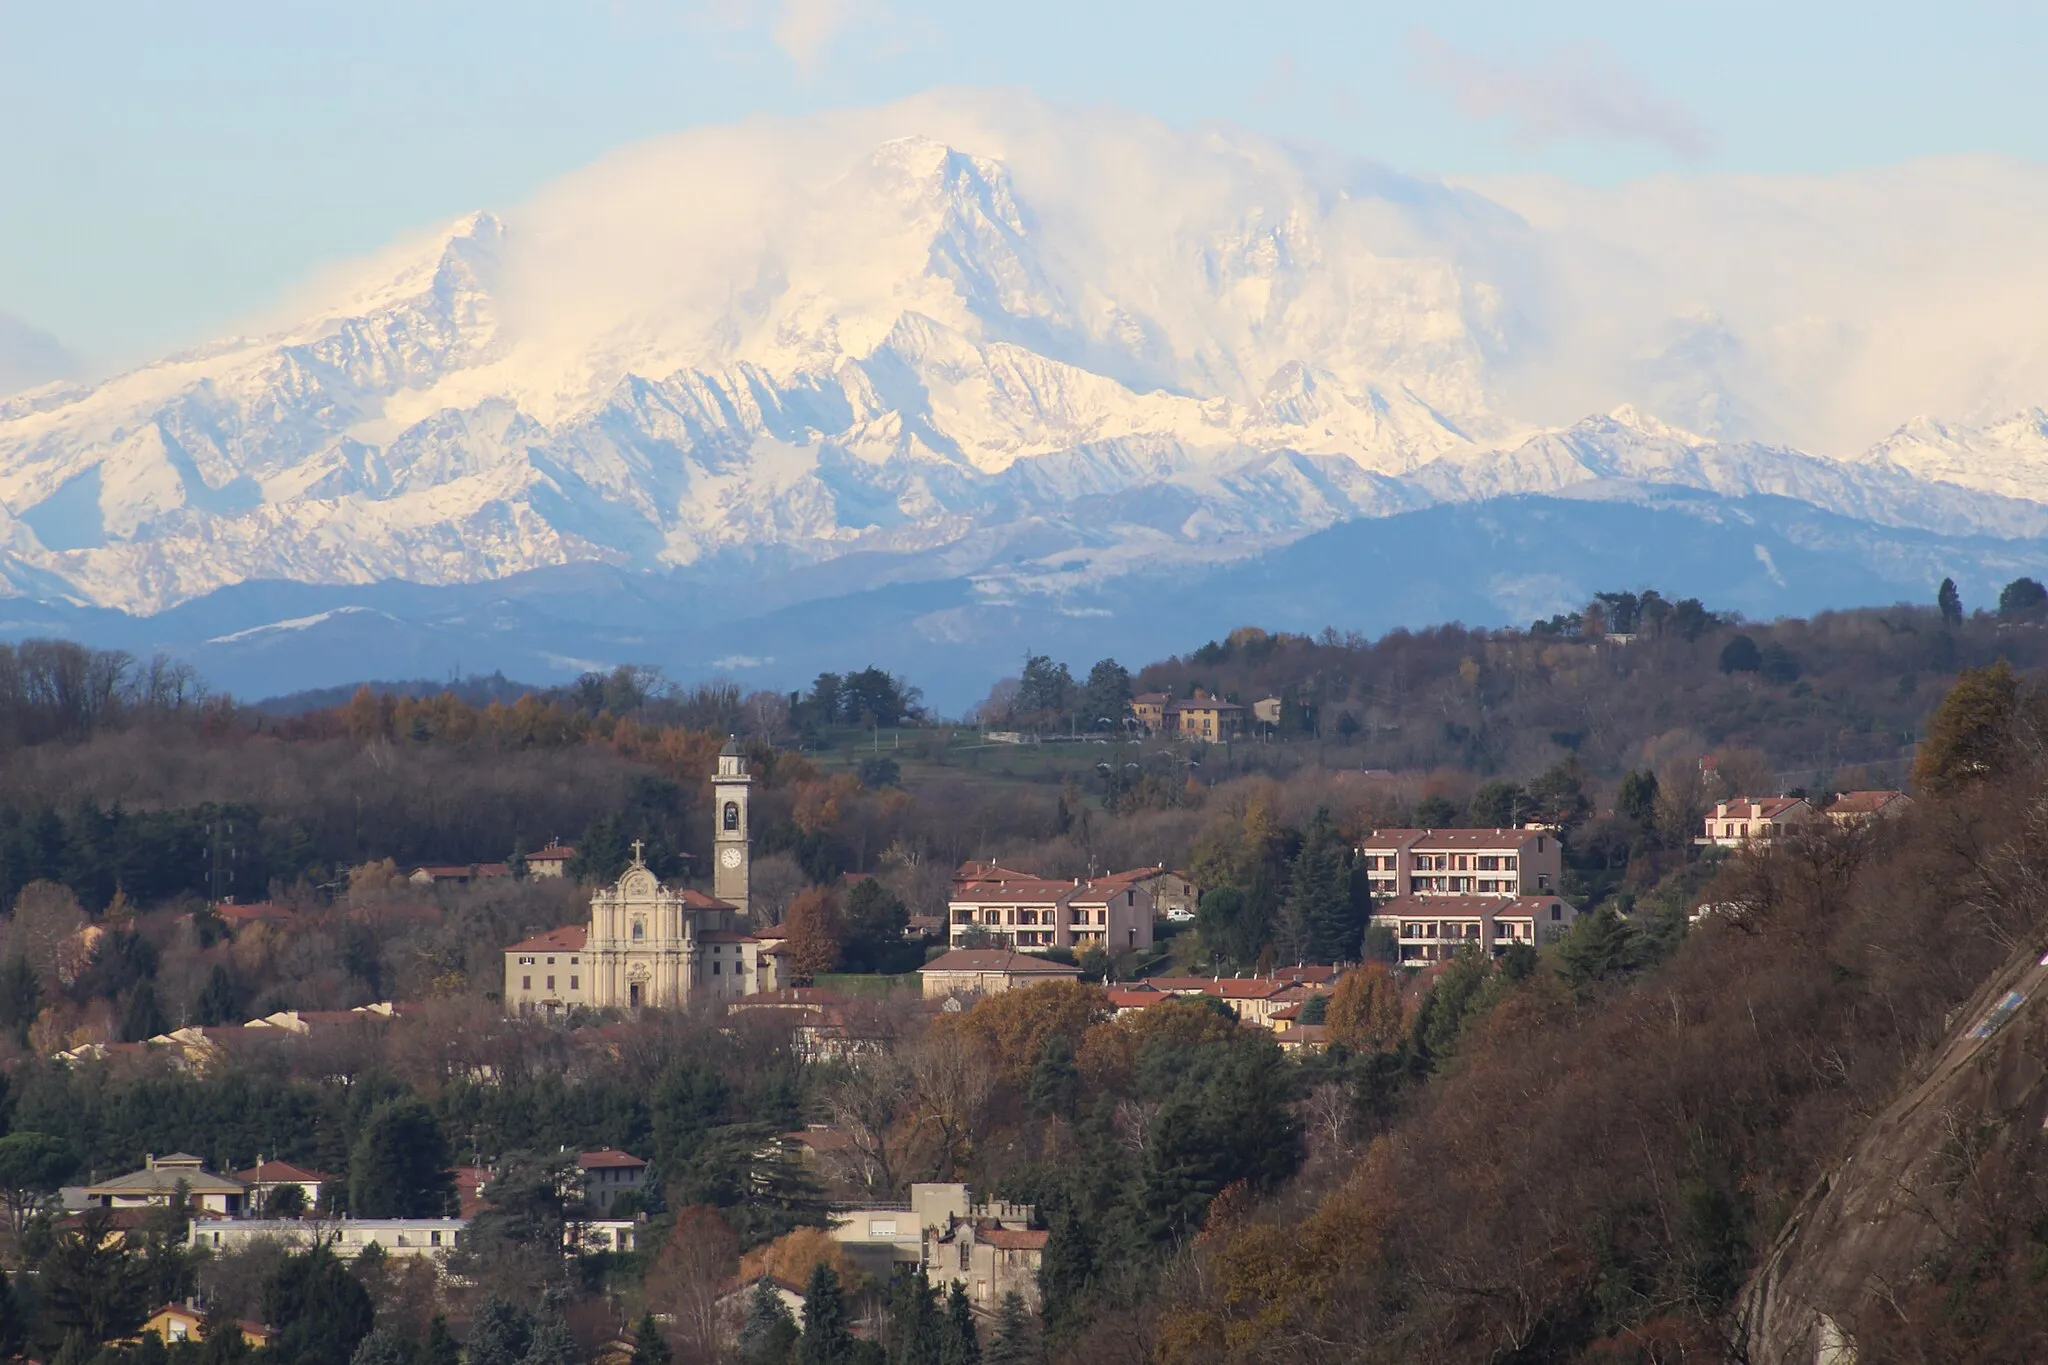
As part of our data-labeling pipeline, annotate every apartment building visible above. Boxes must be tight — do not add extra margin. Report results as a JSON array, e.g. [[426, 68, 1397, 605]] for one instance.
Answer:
[[1381, 894, 1583, 967], [1698, 796, 1816, 848], [946, 862, 1155, 953], [1358, 827, 1562, 899]]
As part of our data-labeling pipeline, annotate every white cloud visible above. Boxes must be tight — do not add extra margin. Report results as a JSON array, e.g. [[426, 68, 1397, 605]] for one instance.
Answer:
[[770, 0, 864, 75], [1409, 28, 1715, 161]]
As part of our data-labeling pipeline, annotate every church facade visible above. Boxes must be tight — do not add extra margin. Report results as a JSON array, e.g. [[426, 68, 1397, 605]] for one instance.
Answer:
[[502, 741, 782, 1016]]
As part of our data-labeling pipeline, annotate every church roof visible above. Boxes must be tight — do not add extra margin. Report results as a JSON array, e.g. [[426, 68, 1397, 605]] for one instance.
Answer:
[[676, 889, 738, 911], [507, 926, 588, 953]]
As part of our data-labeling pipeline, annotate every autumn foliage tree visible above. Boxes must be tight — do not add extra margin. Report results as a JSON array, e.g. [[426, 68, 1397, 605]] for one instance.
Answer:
[[1324, 963, 1406, 1053], [781, 888, 845, 980], [930, 980, 1110, 1088]]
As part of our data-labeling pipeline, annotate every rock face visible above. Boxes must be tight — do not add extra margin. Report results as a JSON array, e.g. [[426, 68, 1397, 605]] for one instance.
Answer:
[[1736, 942, 2048, 1364], [4, 92, 2048, 625]]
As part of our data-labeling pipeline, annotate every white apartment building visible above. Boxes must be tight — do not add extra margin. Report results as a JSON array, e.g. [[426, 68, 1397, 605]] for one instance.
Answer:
[[1381, 894, 1584, 967], [1358, 827, 1562, 899], [190, 1216, 467, 1261]]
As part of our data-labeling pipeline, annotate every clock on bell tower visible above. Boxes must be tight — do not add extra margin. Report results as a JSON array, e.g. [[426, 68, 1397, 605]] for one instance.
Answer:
[[712, 737, 751, 917]]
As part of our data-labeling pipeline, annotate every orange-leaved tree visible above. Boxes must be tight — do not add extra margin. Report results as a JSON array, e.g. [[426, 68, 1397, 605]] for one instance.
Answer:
[[782, 886, 845, 980], [1325, 963, 1407, 1053]]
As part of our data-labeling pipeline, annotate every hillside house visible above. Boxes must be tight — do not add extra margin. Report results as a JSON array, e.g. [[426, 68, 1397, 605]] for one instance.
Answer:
[[1359, 827, 1563, 899], [526, 843, 575, 878], [918, 950, 1083, 999], [916, 1184, 1048, 1311], [1380, 894, 1583, 966], [1699, 797, 1817, 848], [578, 1149, 647, 1215], [1166, 690, 1244, 741], [84, 1155, 246, 1215], [1825, 790, 1913, 824], [947, 862, 1156, 953]]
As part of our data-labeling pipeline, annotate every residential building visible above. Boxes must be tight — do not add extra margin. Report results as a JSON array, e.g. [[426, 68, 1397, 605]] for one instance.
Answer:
[[1380, 894, 1583, 967], [1252, 696, 1283, 726], [568, 1218, 641, 1254], [408, 864, 509, 887], [946, 862, 1155, 953], [1698, 796, 1817, 848], [237, 1160, 331, 1214], [1130, 693, 1169, 733], [1358, 827, 1563, 899], [918, 950, 1083, 1000], [1142, 976, 1330, 1027], [917, 1184, 1047, 1311], [211, 902, 294, 934], [1272, 1024, 1329, 1054], [526, 844, 575, 878], [1824, 790, 1913, 824], [828, 1204, 927, 1279], [189, 1217, 466, 1261], [504, 746, 775, 1015], [577, 1149, 647, 1215], [1166, 690, 1244, 742], [142, 1305, 272, 1350], [84, 1154, 246, 1215]]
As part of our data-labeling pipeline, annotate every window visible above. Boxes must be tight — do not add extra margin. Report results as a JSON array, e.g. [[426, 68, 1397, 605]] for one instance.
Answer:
[[570, 957, 578, 965], [632, 920, 645, 941], [431, 1231, 442, 1246], [522, 976, 531, 990], [519, 955, 534, 966], [723, 801, 740, 831], [569, 976, 579, 990], [1505, 857, 1517, 871], [546, 976, 555, 991], [1097, 910, 1106, 925], [546, 956, 556, 965], [712, 961, 721, 975], [959, 1243, 970, 1270], [1551, 905, 1562, 921]]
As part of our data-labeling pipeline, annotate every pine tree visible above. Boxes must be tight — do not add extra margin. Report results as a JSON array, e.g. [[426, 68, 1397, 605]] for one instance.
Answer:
[[737, 1280, 799, 1365], [984, 1294, 1036, 1365], [939, 1283, 979, 1365], [799, 1265, 855, 1365], [1938, 576, 1964, 625], [348, 1331, 414, 1365], [628, 1314, 671, 1365], [1035, 1208, 1094, 1346], [1291, 808, 1356, 964], [118, 981, 168, 1042], [422, 1318, 460, 1365], [347, 1099, 455, 1217], [1026, 1037, 1078, 1121], [192, 964, 241, 1026], [520, 1307, 578, 1365], [462, 1298, 533, 1365], [508, 837, 529, 881]]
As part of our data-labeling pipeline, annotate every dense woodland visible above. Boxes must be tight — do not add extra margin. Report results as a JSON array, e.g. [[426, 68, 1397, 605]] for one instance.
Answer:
[[0, 582, 2041, 1362]]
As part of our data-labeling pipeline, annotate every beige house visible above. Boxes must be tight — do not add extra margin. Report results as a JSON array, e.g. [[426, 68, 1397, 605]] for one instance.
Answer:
[[526, 843, 575, 878], [1130, 693, 1169, 733], [1381, 894, 1582, 967], [1359, 827, 1563, 899], [916, 1185, 1048, 1311], [919, 950, 1083, 1000], [237, 1159, 331, 1213], [947, 862, 1155, 953], [85, 1154, 246, 1215], [1167, 690, 1244, 741], [578, 1149, 648, 1215], [1698, 796, 1817, 848]]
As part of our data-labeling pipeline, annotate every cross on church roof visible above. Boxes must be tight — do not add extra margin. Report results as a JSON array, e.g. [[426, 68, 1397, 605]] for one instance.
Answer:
[[631, 839, 645, 865]]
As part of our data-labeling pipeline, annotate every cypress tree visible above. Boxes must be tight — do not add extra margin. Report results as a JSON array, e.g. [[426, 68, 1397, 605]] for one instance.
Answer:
[[422, 1318, 460, 1365], [1938, 576, 1964, 625], [737, 1280, 799, 1365], [984, 1294, 1037, 1365], [939, 1282, 979, 1365], [799, 1265, 855, 1365], [628, 1314, 671, 1365]]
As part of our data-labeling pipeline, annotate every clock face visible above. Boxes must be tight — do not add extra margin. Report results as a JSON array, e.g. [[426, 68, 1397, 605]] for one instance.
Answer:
[[719, 847, 744, 869]]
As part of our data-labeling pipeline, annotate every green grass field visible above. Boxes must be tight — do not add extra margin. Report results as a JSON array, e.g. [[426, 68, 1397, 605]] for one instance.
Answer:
[[810, 971, 921, 997]]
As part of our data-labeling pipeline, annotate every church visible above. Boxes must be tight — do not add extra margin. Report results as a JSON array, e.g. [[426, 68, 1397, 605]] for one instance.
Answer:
[[502, 739, 785, 1015]]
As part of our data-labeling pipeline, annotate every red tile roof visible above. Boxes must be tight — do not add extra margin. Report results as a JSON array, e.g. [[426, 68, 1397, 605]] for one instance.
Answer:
[[1360, 828, 1551, 850], [506, 926, 588, 953], [577, 1149, 647, 1170], [238, 1160, 333, 1184], [214, 902, 295, 927], [529, 844, 575, 862], [977, 1226, 1050, 1250], [676, 889, 738, 911], [1827, 790, 1909, 816], [920, 950, 1084, 976]]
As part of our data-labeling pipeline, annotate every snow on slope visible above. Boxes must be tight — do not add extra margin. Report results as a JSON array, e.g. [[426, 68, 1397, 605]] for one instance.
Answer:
[[2, 92, 2047, 618]]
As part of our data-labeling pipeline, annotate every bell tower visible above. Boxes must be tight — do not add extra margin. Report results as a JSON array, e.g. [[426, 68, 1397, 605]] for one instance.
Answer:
[[712, 737, 751, 917]]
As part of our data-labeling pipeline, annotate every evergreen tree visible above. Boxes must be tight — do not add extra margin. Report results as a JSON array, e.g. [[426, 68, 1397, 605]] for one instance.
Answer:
[[508, 837, 529, 881], [192, 964, 242, 1027], [422, 1318, 460, 1365], [0, 955, 38, 1044], [1290, 808, 1358, 964], [262, 1245, 374, 1365], [737, 1280, 799, 1365], [1556, 908, 1642, 997], [939, 1283, 979, 1365], [799, 1265, 855, 1365], [118, 982, 168, 1043], [349, 1331, 414, 1365], [1938, 576, 1964, 625], [628, 1314, 671, 1365], [1914, 661, 2024, 795], [40, 1208, 149, 1347], [2000, 576, 2048, 621], [1078, 659, 1133, 731], [519, 1306, 578, 1365], [1616, 769, 1660, 830], [133, 1327, 169, 1365], [0, 1266, 25, 1359], [884, 1270, 941, 1365], [1026, 1037, 1078, 1122], [348, 1099, 455, 1217], [984, 1294, 1037, 1365], [463, 1299, 532, 1365], [1035, 1208, 1094, 1345]]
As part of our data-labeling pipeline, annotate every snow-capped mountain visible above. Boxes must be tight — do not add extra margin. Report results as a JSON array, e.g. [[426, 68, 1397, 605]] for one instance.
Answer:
[[3, 92, 2048, 638]]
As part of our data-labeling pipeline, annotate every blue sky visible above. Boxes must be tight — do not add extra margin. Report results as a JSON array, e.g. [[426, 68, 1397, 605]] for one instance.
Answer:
[[3, 0, 2043, 365]]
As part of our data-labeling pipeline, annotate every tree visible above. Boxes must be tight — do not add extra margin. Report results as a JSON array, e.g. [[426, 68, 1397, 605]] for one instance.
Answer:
[[1759, 641, 1799, 685], [39, 1207, 149, 1346], [737, 1279, 800, 1365], [508, 837, 529, 882], [985, 1291, 1037, 1365], [842, 879, 910, 973], [463, 1299, 532, 1365], [783, 887, 846, 981], [1079, 659, 1134, 731], [1412, 795, 1460, 827], [1195, 886, 1268, 967], [940, 1282, 979, 1365], [266, 1181, 308, 1219], [1616, 769, 1660, 830], [1013, 656, 1076, 724], [118, 981, 169, 1042], [799, 1264, 856, 1365], [423, 1318, 459, 1365], [1999, 576, 2048, 621], [348, 1099, 455, 1218], [628, 1315, 671, 1365], [1027, 1035, 1079, 1122], [884, 1269, 941, 1365], [1526, 760, 1593, 831], [0, 954, 38, 1043], [1557, 908, 1643, 997], [1289, 808, 1360, 964], [1325, 964, 1405, 1053], [262, 1245, 374, 1365], [520, 1305, 578, 1365], [568, 815, 630, 883], [1938, 576, 1964, 624], [349, 1331, 414, 1365], [1466, 781, 1529, 828], [1718, 634, 1762, 674], [193, 964, 243, 1027], [1914, 660, 2026, 794], [0, 1267, 26, 1360], [453, 1152, 573, 1292], [0, 1132, 72, 1230]]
